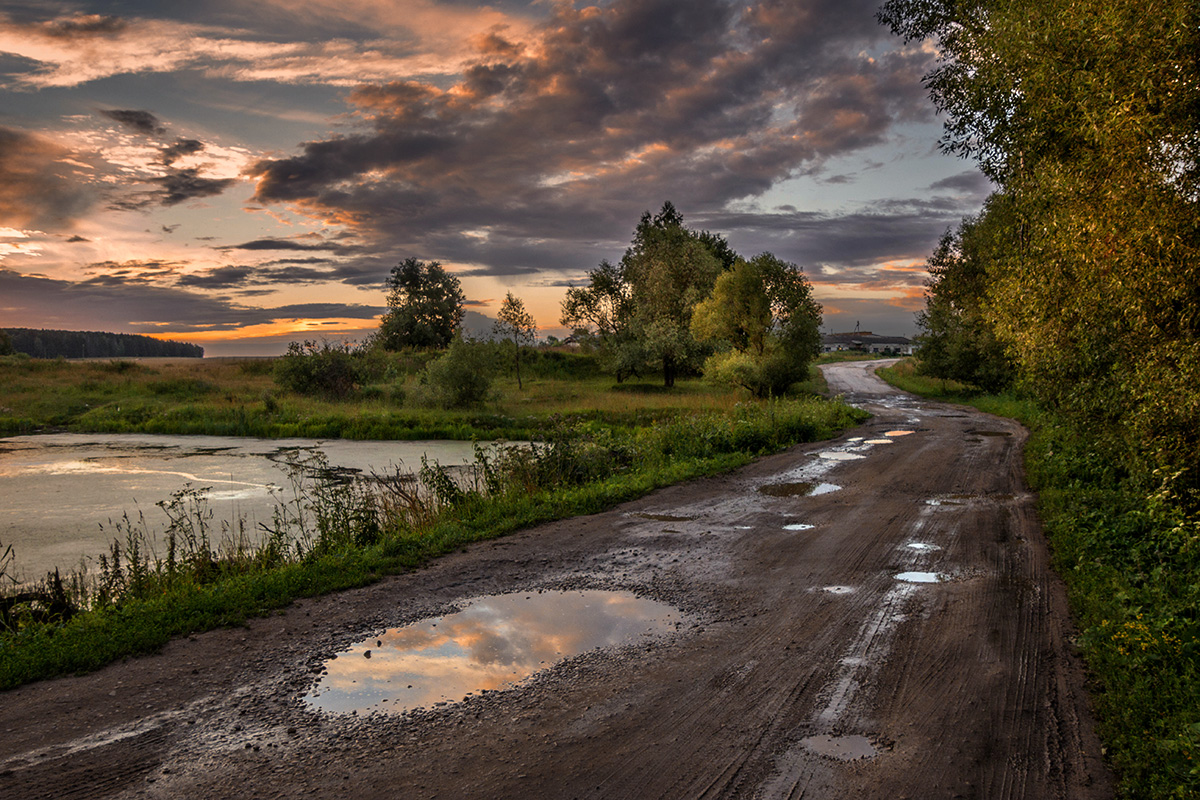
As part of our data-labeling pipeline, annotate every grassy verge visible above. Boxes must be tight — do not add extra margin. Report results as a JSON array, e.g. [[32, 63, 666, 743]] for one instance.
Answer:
[[879, 359, 1200, 799], [0, 372, 866, 690]]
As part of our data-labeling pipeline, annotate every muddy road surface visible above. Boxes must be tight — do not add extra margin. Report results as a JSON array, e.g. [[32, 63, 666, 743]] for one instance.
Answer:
[[1, 360, 1112, 799]]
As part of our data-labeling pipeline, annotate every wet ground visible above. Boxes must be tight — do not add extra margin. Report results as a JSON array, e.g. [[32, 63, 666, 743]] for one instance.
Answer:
[[0, 360, 1113, 799]]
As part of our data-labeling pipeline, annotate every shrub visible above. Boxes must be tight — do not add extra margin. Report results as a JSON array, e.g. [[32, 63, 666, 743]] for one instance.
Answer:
[[414, 337, 495, 408], [273, 340, 364, 399]]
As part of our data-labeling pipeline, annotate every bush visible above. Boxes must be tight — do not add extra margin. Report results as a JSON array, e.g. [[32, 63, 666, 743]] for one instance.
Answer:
[[273, 340, 365, 399], [414, 338, 495, 408]]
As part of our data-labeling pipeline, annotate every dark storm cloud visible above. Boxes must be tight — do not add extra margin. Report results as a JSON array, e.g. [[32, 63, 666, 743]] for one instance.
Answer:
[[224, 238, 341, 252], [152, 168, 236, 205], [0, 267, 381, 333], [0, 125, 96, 229], [99, 108, 166, 136], [248, 0, 939, 278], [161, 138, 204, 165], [175, 265, 254, 288], [175, 262, 359, 289]]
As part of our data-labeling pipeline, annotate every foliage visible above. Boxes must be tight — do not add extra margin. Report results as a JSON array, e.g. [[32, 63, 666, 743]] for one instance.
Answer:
[[377, 257, 466, 350], [414, 336, 495, 408], [3, 328, 202, 358], [562, 202, 731, 387], [879, 0, 1200, 511], [273, 340, 376, 399], [691, 253, 822, 397], [493, 292, 537, 390], [915, 200, 1016, 394]]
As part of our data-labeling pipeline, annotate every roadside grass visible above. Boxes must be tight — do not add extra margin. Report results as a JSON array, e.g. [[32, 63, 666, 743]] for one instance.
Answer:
[[879, 358, 1200, 800], [0, 357, 866, 690]]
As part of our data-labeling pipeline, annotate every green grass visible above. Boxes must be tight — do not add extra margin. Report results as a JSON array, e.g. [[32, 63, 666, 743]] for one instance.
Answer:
[[0, 356, 867, 689], [879, 358, 1200, 800]]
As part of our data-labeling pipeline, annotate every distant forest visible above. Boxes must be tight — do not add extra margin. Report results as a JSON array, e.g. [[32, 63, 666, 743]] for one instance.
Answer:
[[2, 328, 203, 359]]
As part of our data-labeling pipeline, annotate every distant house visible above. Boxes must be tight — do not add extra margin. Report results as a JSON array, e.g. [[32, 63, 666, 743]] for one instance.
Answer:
[[821, 331, 915, 356]]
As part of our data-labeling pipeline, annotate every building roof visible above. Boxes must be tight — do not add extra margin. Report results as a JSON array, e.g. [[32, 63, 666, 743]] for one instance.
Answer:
[[821, 331, 912, 346]]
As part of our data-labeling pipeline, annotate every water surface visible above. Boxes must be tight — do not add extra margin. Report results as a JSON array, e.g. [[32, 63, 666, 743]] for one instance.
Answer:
[[0, 433, 479, 579], [305, 590, 683, 715]]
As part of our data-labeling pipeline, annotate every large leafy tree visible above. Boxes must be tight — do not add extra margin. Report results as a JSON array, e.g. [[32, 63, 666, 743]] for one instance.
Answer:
[[562, 203, 730, 386], [620, 202, 724, 387], [691, 253, 822, 397], [378, 258, 465, 350], [880, 0, 1200, 504]]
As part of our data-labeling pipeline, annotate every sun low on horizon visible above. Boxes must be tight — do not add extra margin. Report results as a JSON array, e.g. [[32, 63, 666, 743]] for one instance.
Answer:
[[0, 0, 990, 356]]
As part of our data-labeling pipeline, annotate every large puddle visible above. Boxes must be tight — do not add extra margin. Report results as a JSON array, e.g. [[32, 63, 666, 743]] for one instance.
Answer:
[[0, 433, 481, 579], [759, 481, 840, 498], [305, 590, 684, 715]]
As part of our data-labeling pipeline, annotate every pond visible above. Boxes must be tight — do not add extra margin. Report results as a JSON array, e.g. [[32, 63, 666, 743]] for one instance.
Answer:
[[0, 433, 481, 581]]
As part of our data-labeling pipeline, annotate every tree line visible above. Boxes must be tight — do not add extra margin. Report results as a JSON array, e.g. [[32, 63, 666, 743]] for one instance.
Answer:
[[1, 328, 204, 359], [883, 0, 1199, 514]]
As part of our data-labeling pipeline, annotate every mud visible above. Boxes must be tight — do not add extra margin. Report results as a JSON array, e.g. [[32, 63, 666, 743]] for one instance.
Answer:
[[0, 359, 1113, 799]]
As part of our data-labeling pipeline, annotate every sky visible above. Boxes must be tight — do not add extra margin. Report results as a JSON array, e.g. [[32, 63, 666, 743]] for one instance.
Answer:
[[0, 0, 991, 356]]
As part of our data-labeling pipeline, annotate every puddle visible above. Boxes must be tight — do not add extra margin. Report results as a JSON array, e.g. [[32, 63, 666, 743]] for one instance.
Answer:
[[801, 734, 877, 761], [304, 590, 682, 715], [894, 572, 942, 583], [759, 482, 840, 498], [634, 512, 696, 522], [783, 523, 815, 531], [864, 439, 893, 445], [883, 430, 914, 437], [968, 430, 1012, 437], [904, 542, 941, 552], [819, 586, 855, 595], [818, 451, 866, 461], [925, 498, 964, 506]]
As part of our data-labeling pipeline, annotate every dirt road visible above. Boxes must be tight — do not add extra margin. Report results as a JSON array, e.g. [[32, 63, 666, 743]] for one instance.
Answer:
[[0, 361, 1113, 799]]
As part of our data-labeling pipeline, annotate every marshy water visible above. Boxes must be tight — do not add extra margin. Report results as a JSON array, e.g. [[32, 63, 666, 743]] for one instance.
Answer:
[[305, 589, 684, 715], [0, 433, 481, 580]]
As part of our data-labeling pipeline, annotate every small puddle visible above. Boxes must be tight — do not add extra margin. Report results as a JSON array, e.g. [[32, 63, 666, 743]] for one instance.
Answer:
[[968, 430, 1012, 437], [819, 586, 855, 595], [635, 512, 696, 522], [759, 482, 840, 498], [884, 430, 914, 437], [801, 734, 877, 761], [864, 439, 893, 445], [905, 542, 941, 552], [818, 451, 866, 461], [783, 523, 815, 531], [305, 590, 682, 715], [894, 571, 942, 583]]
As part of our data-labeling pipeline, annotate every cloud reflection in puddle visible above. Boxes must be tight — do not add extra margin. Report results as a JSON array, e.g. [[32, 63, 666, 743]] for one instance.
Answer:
[[305, 590, 683, 715]]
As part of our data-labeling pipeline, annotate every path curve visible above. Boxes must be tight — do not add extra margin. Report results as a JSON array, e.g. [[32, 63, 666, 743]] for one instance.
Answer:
[[0, 361, 1113, 799]]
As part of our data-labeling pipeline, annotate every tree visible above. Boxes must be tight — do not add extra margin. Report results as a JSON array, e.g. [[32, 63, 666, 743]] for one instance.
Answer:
[[691, 253, 822, 397], [378, 258, 465, 350], [621, 202, 724, 387], [879, 0, 1200, 507], [0, 330, 14, 356], [560, 259, 642, 382], [493, 292, 537, 389], [915, 200, 1015, 394]]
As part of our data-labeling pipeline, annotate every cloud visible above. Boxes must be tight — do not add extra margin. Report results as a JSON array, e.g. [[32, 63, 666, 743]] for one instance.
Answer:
[[0, 125, 97, 230], [98, 108, 165, 136], [0, 266, 382, 334], [247, 0, 942, 279], [0, 5, 536, 90]]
